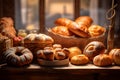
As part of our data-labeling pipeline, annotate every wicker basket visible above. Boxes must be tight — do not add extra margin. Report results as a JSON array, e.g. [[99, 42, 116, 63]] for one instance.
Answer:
[[47, 29, 106, 50]]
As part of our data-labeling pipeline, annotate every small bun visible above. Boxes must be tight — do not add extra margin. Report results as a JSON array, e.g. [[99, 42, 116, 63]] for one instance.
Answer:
[[67, 22, 90, 37], [88, 25, 105, 37], [93, 54, 112, 66], [51, 26, 73, 36], [70, 54, 89, 65], [55, 51, 66, 60], [83, 41, 106, 61], [43, 50, 54, 61], [54, 18, 72, 26], [109, 49, 120, 65], [68, 47, 82, 59]]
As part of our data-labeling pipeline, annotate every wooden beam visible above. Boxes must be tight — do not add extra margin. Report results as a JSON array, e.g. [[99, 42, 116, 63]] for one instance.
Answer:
[[39, 0, 45, 33], [74, 0, 80, 19]]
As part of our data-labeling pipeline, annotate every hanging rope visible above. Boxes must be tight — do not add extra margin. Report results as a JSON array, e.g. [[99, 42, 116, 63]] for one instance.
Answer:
[[106, 0, 117, 52]]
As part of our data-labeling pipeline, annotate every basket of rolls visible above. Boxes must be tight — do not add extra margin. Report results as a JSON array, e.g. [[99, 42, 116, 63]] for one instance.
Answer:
[[47, 16, 106, 50], [36, 44, 70, 66]]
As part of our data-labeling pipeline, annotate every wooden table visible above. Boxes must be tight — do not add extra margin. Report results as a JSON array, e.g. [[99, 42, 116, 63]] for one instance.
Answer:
[[0, 63, 120, 80]]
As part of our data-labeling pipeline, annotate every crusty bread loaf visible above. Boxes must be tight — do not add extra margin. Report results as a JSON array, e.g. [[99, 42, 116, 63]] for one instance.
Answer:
[[93, 54, 112, 66]]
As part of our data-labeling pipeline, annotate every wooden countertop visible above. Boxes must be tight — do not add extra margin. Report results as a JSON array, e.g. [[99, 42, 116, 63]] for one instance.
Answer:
[[0, 63, 120, 75]]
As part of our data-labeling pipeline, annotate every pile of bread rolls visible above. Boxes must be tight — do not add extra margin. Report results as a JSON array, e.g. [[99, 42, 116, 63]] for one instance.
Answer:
[[68, 41, 120, 67], [36, 44, 70, 61], [50, 16, 105, 38]]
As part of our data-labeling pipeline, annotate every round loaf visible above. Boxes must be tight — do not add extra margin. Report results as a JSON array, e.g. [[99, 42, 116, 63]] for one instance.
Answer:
[[70, 54, 89, 65], [83, 41, 106, 61]]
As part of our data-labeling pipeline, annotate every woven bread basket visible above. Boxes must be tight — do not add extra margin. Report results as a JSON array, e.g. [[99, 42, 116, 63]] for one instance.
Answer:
[[47, 29, 106, 50]]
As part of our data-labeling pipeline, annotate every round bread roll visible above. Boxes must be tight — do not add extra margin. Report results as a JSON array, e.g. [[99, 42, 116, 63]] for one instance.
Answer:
[[93, 54, 112, 66], [55, 51, 66, 60], [75, 16, 93, 27], [51, 26, 73, 36], [67, 22, 90, 38], [109, 49, 120, 65], [43, 49, 54, 61], [83, 41, 106, 61], [68, 47, 82, 59], [70, 54, 89, 65], [54, 18, 73, 26], [88, 25, 105, 37]]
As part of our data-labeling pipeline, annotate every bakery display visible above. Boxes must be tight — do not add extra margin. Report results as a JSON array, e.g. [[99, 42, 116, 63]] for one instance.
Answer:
[[109, 49, 120, 65], [93, 54, 112, 67], [54, 18, 73, 26], [83, 41, 106, 61], [68, 47, 82, 59], [70, 54, 89, 65], [88, 25, 105, 37], [1, 46, 33, 66]]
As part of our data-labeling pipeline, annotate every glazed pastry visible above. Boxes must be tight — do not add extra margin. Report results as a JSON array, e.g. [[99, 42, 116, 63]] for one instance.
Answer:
[[109, 49, 120, 65], [75, 16, 93, 27], [67, 22, 90, 37], [83, 41, 106, 61], [2, 46, 33, 66], [70, 54, 89, 65], [51, 26, 73, 36], [68, 47, 82, 59], [93, 54, 112, 66], [88, 25, 105, 37], [54, 18, 73, 26]]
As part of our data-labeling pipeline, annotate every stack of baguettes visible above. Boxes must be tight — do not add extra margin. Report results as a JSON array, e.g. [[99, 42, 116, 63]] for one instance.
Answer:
[[47, 16, 106, 50]]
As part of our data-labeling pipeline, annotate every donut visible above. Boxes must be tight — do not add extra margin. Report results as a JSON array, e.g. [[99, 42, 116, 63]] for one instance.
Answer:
[[2, 46, 33, 66]]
